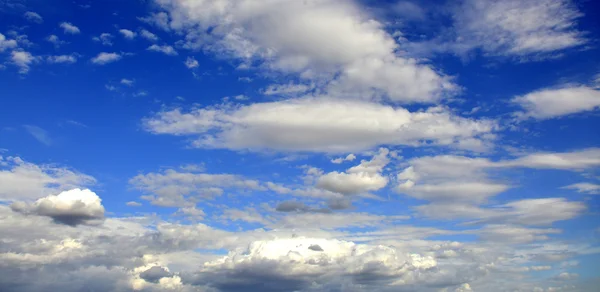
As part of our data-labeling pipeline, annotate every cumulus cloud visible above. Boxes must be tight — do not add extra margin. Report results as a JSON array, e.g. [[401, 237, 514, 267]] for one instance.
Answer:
[[331, 154, 356, 164], [60, 22, 80, 34], [184, 56, 198, 68], [47, 54, 77, 64], [11, 188, 105, 226], [317, 148, 389, 195], [11, 50, 37, 74], [148, 0, 457, 103], [118, 28, 136, 39], [92, 33, 113, 46], [140, 29, 159, 41], [143, 98, 495, 153], [0, 33, 18, 52], [184, 237, 439, 291], [513, 86, 600, 119], [23, 11, 43, 23], [91, 52, 122, 65], [147, 44, 177, 55]]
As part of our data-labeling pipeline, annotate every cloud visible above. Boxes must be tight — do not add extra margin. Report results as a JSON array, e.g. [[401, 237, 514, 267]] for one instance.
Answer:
[[91, 52, 122, 65], [147, 44, 177, 55], [0, 156, 96, 201], [416, 197, 585, 226], [11, 188, 105, 226], [140, 29, 159, 41], [317, 148, 389, 195], [46, 34, 66, 47], [184, 237, 438, 291], [143, 97, 496, 153], [60, 22, 80, 34], [23, 11, 43, 23], [92, 33, 113, 46], [424, 0, 586, 59], [118, 29, 136, 39], [513, 86, 600, 119], [562, 183, 600, 195], [126, 201, 142, 207], [129, 169, 264, 207], [149, 0, 457, 103], [47, 54, 77, 64], [11, 50, 37, 74], [331, 154, 356, 164], [0, 33, 18, 52], [120, 78, 134, 86], [262, 83, 313, 97], [184, 56, 198, 68], [140, 266, 172, 283], [23, 125, 51, 145]]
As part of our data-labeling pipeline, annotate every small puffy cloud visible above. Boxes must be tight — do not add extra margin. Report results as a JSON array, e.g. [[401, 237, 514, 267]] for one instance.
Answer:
[[553, 272, 579, 281], [147, 44, 177, 55], [60, 22, 80, 34], [118, 29, 136, 39], [331, 153, 356, 164], [262, 82, 313, 97], [120, 78, 134, 86], [92, 33, 113, 46], [139, 29, 159, 41], [513, 86, 600, 119], [11, 50, 37, 74], [46, 34, 66, 47], [23, 11, 43, 23], [91, 52, 122, 65], [184, 56, 198, 69], [11, 188, 105, 226], [562, 183, 600, 195], [0, 33, 18, 52], [47, 55, 77, 64]]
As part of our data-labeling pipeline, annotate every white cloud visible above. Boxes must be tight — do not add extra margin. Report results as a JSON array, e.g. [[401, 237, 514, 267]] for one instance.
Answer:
[[11, 50, 37, 74], [0, 33, 18, 52], [126, 201, 142, 207], [119, 29, 136, 39], [147, 44, 178, 55], [263, 82, 313, 97], [0, 156, 95, 201], [150, 0, 457, 103], [331, 153, 356, 164], [140, 29, 159, 41], [317, 148, 390, 195], [47, 54, 77, 64], [23, 125, 52, 145], [416, 198, 585, 226], [46, 34, 66, 47], [184, 56, 198, 68], [513, 86, 600, 119], [437, 0, 586, 58], [143, 97, 496, 153], [23, 11, 43, 23], [91, 52, 122, 65], [507, 148, 600, 170], [187, 237, 438, 290], [92, 33, 113, 46], [129, 169, 264, 207], [60, 22, 80, 34], [120, 78, 134, 86], [562, 183, 600, 195], [11, 188, 105, 226]]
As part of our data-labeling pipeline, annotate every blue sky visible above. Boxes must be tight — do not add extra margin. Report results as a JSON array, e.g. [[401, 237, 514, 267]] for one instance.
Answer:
[[1, 0, 600, 291]]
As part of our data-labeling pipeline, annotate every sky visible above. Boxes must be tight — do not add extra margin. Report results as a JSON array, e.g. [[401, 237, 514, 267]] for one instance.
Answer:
[[0, 0, 600, 291]]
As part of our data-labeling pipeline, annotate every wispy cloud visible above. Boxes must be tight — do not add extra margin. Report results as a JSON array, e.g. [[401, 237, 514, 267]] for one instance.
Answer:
[[23, 125, 52, 146]]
